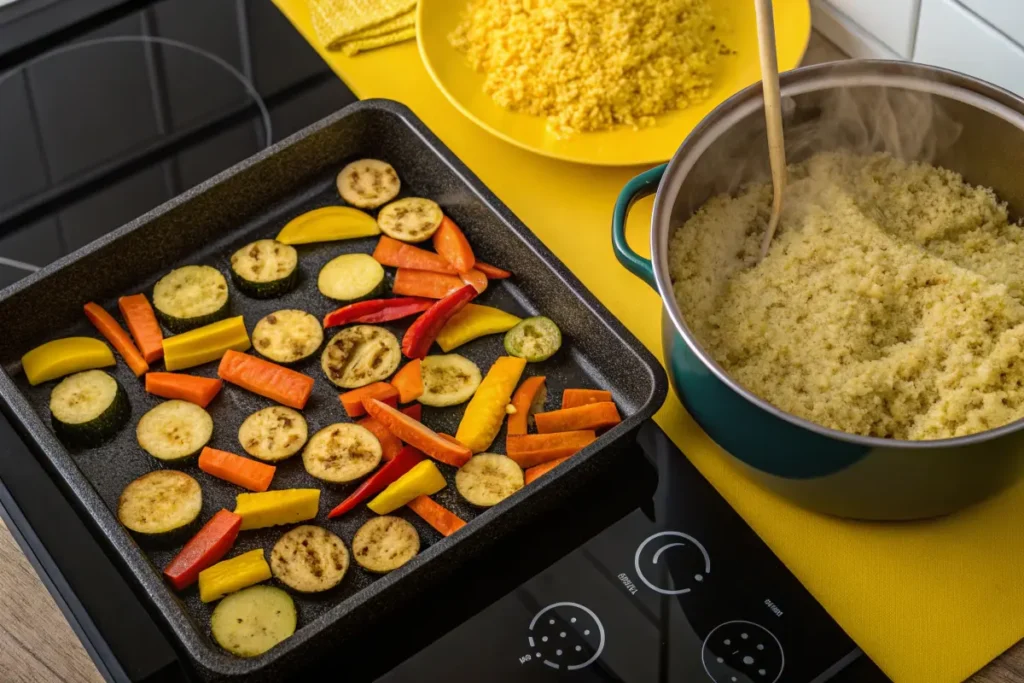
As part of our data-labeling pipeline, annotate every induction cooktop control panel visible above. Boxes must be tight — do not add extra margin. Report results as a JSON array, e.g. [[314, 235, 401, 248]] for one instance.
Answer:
[[378, 424, 867, 682]]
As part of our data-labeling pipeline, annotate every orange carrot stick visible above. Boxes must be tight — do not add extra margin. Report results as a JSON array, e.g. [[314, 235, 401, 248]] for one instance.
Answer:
[[535, 402, 621, 434], [524, 456, 571, 484], [392, 269, 465, 299], [433, 216, 475, 272], [459, 268, 488, 294], [475, 262, 512, 279], [391, 360, 423, 403], [118, 294, 164, 363], [372, 236, 404, 264], [217, 350, 314, 410], [339, 382, 399, 417], [407, 495, 466, 536], [508, 376, 546, 436], [373, 236, 460, 274], [198, 447, 276, 492], [358, 415, 403, 461], [561, 389, 613, 409], [83, 302, 149, 376], [399, 244, 459, 274], [505, 430, 597, 468], [145, 372, 223, 408], [364, 398, 472, 467]]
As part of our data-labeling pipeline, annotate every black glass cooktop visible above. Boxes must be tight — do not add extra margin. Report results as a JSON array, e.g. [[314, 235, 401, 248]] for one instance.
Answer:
[[0, 0, 354, 288], [0, 2, 889, 681]]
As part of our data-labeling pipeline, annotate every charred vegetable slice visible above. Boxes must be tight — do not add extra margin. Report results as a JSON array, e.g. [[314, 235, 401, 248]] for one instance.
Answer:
[[302, 423, 382, 484], [118, 470, 202, 536], [377, 198, 443, 243], [229, 240, 298, 299], [50, 370, 129, 448], [270, 525, 349, 593], [504, 316, 562, 362], [211, 585, 296, 657], [418, 354, 482, 407], [238, 406, 308, 462], [252, 310, 323, 364], [136, 399, 213, 462], [351, 516, 419, 574], [318, 253, 386, 303], [153, 265, 230, 332], [337, 159, 400, 209], [320, 325, 401, 389], [455, 454, 524, 507]]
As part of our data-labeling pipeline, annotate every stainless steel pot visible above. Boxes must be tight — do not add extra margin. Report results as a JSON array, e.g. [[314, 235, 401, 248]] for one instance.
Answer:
[[613, 60, 1024, 520]]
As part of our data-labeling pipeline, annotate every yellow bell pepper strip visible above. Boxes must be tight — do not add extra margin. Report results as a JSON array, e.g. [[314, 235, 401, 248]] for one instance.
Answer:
[[198, 549, 271, 603], [162, 316, 251, 371], [233, 489, 320, 530], [275, 207, 379, 245], [455, 356, 527, 453], [435, 304, 522, 352], [367, 460, 447, 514], [21, 337, 115, 385]]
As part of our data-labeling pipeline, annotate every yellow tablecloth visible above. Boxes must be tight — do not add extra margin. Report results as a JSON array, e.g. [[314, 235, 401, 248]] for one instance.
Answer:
[[273, 4, 1024, 680]]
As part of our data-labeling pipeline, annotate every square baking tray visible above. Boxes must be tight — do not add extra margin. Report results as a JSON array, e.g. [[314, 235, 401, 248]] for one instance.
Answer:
[[0, 100, 667, 680]]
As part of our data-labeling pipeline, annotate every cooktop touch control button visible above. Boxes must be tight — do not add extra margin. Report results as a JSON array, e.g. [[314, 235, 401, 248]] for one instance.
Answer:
[[634, 531, 711, 595], [527, 602, 605, 671], [701, 620, 784, 683]]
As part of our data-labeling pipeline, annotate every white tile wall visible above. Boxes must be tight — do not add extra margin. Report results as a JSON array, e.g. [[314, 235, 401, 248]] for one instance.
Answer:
[[914, 0, 1024, 95], [826, 0, 921, 57], [957, 0, 1024, 45]]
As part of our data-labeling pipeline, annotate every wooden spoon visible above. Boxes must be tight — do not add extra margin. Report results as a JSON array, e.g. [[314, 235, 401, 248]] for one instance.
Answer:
[[754, 0, 787, 261]]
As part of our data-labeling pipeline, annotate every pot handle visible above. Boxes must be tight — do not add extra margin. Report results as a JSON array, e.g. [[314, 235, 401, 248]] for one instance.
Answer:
[[612, 164, 666, 289]]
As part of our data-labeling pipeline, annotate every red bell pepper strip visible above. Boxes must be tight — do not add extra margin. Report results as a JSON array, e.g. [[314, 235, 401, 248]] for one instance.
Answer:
[[327, 446, 424, 518], [322, 297, 433, 328], [163, 509, 243, 590], [401, 403, 422, 421], [401, 284, 478, 359], [474, 262, 512, 279]]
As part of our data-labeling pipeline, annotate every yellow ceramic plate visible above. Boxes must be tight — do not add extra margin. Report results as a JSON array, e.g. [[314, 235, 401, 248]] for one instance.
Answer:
[[418, 0, 811, 166]]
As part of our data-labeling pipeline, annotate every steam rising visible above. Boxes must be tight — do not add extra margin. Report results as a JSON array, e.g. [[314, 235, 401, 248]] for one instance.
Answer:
[[785, 85, 963, 166]]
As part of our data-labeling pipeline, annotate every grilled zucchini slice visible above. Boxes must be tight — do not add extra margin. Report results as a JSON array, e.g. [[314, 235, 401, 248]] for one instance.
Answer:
[[320, 325, 401, 389], [352, 516, 419, 574], [377, 198, 443, 243], [303, 423, 382, 483], [153, 265, 229, 332], [211, 585, 296, 657], [337, 159, 400, 209], [137, 399, 213, 462], [49, 370, 129, 448], [230, 240, 298, 299], [419, 354, 482, 407], [118, 470, 202, 536], [504, 316, 562, 362], [456, 454, 524, 507], [270, 525, 349, 593], [317, 253, 386, 302], [252, 310, 323, 364], [238, 406, 308, 462]]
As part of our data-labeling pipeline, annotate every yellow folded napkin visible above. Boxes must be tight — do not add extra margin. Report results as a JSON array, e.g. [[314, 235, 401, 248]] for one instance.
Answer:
[[310, 0, 416, 51], [342, 26, 417, 56]]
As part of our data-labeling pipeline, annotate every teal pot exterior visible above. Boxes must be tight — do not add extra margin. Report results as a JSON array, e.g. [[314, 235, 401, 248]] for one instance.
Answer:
[[613, 61, 1024, 520]]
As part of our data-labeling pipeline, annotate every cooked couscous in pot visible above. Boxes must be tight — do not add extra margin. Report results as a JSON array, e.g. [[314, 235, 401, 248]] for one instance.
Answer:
[[669, 151, 1024, 440]]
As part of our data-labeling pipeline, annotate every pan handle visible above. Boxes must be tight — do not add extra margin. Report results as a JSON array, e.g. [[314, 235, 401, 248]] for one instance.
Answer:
[[612, 164, 666, 289]]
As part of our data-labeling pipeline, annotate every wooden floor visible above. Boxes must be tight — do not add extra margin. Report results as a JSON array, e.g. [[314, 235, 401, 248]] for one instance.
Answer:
[[0, 517, 103, 683]]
